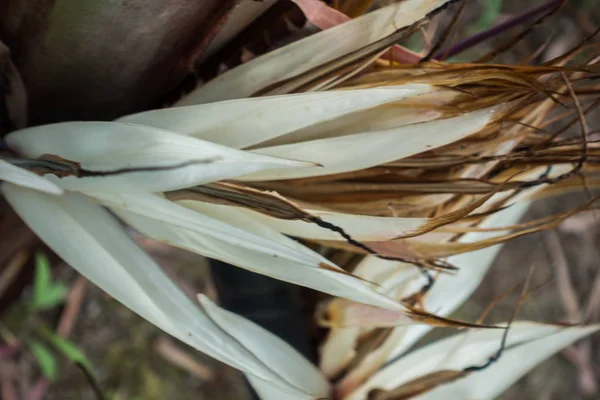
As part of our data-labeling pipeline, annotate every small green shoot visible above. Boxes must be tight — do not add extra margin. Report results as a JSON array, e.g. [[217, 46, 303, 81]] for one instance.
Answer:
[[29, 339, 58, 380], [30, 252, 69, 312], [39, 325, 93, 371]]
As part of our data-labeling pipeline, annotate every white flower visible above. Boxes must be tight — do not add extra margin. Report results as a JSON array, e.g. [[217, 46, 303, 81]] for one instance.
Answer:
[[0, 108, 427, 397], [4, 114, 417, 307], [1, 1, 598, 399], [1, 83, 473, 398], [1, 183, 329, 398], [345, 322, 599, 400], [3, 83, 594, 400]]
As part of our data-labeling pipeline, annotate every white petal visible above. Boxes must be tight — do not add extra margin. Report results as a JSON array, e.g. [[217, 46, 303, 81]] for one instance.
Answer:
[[420, 326, 600, 400], [320, 328, 361, 377], [387, 200, 533, 360], [120, 85, 434, 149], [213, 205, 428, 241], [319, 259, 421, 377], [337, 328, 408, 395], [6, 122, 310, 192], [321, 260, 421, 386], [198, 295, 329, 398], [324, 201, 533, 386], [176, 0, 452, 105], [90, 192, 404, 310], [1, 184, 310, 396], [93, 192, 332, 266], [353, 257, 422, 296], [350, 322, 600, 400], [0, 160, 63, 195], [239, 108, 495, 181], [118, 208, 400, 310], [256, 101, 445, 149]]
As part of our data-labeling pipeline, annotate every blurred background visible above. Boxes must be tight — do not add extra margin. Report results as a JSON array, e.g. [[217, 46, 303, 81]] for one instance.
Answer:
[[1, 1, 599, 399]]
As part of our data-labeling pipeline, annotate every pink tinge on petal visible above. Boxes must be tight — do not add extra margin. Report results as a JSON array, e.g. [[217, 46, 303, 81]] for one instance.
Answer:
[[292, 0, 349, 29], [381, 46, 422, 64], [363, 240, 424, 260], [291, 0, 421, 64], [328, 298, 411, 328]]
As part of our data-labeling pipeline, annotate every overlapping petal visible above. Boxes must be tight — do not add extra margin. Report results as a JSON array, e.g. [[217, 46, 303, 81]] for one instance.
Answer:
[[177, 0, 452, 104], [0, 160, 63, 195], [387, 200, 534, 361], [319, 199, 533, 390], [349, 322, 600, 400], [88, 191, 404, 310], [179, 200, 428, 245], [1, 184, 327, 398], [239, 108, 496, 181], [120, 85, 435, 149], [5, 122, 311, 192]]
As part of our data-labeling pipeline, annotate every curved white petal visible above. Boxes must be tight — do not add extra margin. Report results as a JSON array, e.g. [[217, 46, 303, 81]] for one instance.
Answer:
[[257, 99, 448, 149], [92, 192, 334, 267], [320, 328, 361, 378], [201, 203, 428, 241], [387, 200, 533, 360], [6, 122, 310, 192], [354, 257, 423, 296], [117, 207, 402, 311], [321, 201, 532, 385], [321, 260, 422, 387], [1, 184, 315, 397], [419, 325, 600, 400], [239, 108, 495, 181], [120, 85, 434, 149], [90, 192, 404, 311], [336, 328, 408, 396], [268, 211, 423, 242], [350, 322, 600, 400], [176, 0, 452, 105], [0, 160, 63, 195], [198, 295, 329, 398]]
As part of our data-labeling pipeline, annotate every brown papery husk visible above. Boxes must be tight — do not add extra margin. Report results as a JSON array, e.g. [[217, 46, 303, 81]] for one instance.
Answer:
[[365, 370, 470, 400]]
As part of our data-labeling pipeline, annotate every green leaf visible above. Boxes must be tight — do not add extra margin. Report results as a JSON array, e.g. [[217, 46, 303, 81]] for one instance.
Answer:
[[33, 252, 51, 302], [29, 340, 58, 380], [40, 326, 93, 371], [475, 0, 502, 31], [36, 284, 69, 310], [31, 252, 68, 311]]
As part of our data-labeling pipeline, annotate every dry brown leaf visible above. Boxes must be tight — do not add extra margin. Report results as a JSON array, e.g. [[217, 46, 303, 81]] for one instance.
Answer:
[[291, 0, 421, 64], [365, 370, 469, 400], [168, 182, 310, 221], [318, 298, 499, 329]]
